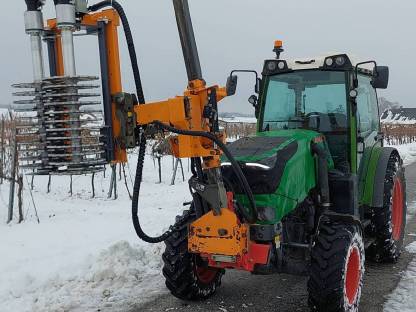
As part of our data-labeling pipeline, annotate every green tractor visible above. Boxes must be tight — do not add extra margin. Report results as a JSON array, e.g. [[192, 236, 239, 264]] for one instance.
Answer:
[[162, 46, 407, 312]]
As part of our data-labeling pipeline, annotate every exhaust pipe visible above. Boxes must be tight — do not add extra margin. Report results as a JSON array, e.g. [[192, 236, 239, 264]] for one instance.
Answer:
[[312, 143, 331, 208]]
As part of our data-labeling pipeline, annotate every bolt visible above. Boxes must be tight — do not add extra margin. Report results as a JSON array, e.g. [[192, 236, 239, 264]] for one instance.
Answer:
[[218, 229, 228, 236]]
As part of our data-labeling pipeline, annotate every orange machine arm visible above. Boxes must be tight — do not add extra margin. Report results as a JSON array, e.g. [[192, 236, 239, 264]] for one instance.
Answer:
[[134, 79, 228, 168]]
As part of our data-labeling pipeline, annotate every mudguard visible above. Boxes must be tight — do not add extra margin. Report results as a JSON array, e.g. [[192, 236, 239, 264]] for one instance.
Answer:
[[359, 146, 401, 208], [317, 211, 362, 231]]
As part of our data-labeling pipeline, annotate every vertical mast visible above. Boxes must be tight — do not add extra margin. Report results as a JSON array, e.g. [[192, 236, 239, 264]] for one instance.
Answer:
[[172, 0, 203, 82]]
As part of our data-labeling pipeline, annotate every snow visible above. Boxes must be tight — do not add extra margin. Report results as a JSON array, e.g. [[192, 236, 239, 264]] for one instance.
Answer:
[[384, 240, 416, 312], [219, 116, 257, 124], [0, 154, 191, 312]]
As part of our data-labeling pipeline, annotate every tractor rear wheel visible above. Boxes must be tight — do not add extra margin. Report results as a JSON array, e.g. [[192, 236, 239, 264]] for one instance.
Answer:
[[308, 223, 365, 312], [367, 153, 407, 262], [162, 209, 224, 300]]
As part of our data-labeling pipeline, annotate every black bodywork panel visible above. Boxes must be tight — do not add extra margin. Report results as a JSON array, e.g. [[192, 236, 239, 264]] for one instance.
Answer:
[[222, 137, 298, 194], [328, 171, 359, 217]]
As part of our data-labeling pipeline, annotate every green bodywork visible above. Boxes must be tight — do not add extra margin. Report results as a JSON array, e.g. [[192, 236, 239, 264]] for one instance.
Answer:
[[358, 146, 386, 207], [228, 129, 334, 225]]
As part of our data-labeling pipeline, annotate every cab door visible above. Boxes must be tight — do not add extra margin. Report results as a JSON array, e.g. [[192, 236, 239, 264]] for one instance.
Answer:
[[356, 74, 381, 168]]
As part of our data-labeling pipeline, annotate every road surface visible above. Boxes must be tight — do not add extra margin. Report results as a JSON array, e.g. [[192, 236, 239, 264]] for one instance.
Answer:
[[133, 162, 416, 312]]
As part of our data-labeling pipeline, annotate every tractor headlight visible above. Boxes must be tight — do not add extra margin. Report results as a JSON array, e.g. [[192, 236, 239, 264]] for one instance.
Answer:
[[267, 61, 277, 71], [262, 60, 290, 76], [335, 56, 346, 66], [325, 58, 334, 66], [322, 54, 352, 70]]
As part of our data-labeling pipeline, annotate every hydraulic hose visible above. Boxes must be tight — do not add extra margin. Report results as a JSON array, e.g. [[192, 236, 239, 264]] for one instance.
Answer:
[[152, 121, 257, 223], [131, 135, 179, 243], [88, 1, 145, 104]]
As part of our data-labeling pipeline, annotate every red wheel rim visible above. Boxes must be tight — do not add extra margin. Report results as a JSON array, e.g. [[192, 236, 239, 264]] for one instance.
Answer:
[[345, 246, 361, 305], [195, 264, 218, 284], [392, 178, 404, 241]]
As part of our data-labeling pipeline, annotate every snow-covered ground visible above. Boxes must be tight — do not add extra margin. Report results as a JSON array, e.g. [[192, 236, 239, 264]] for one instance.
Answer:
[[0, 154, 192, 312], [1, 140, 416, 312]]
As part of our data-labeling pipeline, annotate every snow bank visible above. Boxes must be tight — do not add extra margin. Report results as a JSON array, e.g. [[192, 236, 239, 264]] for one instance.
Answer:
[[0, 154, 189, 312], [14, 242, 164, 312]]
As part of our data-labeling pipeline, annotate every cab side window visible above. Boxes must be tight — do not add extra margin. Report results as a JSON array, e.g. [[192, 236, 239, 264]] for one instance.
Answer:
[[356, 75, 379, 136]]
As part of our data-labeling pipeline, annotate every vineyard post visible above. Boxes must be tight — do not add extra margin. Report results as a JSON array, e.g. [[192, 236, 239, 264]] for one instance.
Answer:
[[7, 120, 17, 224], [17, 175, 23, 223], [157, 156, 162, 183], [170, 158, 179, 185]]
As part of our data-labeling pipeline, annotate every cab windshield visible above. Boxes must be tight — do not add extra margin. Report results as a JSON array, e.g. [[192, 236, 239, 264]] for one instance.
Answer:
[[261, 70, 348, 132]]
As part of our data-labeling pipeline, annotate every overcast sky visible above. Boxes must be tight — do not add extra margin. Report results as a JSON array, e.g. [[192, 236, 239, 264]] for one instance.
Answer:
[[0, 0, 415, 114]]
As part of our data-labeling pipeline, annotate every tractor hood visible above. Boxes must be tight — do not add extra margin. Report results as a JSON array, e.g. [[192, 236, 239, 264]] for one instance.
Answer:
[[222, 129, 333, 224]]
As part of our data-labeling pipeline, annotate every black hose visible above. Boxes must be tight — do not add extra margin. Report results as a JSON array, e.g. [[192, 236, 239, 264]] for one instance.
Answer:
[[152, 121, 257, 223], [89, 1, 169, 243], [89, 1, 145, 104], [131, 135, 177, 243]]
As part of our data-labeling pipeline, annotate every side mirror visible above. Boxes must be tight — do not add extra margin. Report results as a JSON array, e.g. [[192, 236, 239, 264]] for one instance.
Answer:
[[255, 78, 262, 94], [226, 75, 238, 96], [226, 70, 260, 95], [248, 95, 258, 106], [371, 66, 389, 89]]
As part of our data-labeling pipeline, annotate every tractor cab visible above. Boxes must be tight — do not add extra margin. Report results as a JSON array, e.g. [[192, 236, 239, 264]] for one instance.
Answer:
[[256, 51, 389, 173]]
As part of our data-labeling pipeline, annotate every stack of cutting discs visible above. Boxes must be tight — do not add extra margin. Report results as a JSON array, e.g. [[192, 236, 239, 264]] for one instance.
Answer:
[[12, 75, 107, 175]]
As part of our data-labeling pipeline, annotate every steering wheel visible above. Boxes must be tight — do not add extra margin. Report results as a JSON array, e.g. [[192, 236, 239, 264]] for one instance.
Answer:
[[304, 112, 322, 130]]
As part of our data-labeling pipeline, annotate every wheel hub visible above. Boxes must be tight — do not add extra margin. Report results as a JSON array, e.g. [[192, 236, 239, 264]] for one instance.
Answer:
[[345, 246, 361, 305], [392, 178, 404, 241]]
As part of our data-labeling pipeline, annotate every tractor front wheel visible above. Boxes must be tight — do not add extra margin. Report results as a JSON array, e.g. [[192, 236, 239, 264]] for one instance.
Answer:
[[308, 223, 365, 312], [162, 210, 224, 300]]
